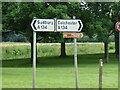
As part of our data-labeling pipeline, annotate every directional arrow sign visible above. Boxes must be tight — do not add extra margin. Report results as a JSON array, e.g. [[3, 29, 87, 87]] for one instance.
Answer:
[[57, 19, 83, 32], [31, 19, 55, 32], [63, 33, 83, 38]]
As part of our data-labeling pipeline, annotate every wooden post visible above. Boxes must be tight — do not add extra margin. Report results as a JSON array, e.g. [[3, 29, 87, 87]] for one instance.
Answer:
[[99, 59, 103, 89]]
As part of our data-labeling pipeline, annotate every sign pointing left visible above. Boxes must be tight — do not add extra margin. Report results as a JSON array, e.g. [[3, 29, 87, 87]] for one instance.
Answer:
[[31, 19, 55, 32]]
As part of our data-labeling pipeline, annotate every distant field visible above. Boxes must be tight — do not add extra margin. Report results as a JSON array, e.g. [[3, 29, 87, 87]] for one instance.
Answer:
[[2, 42, 118, 88], [0, 42, 104, 47], [1, 42, 115, 60]]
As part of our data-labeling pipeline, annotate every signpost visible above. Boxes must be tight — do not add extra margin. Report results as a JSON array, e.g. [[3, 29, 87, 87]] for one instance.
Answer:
[[115, 21, 120, 77], [33, 30, 36, 88], [31, 17, 83, 89], [74, 36, 79, 89], [57, 19, 83, 32], [63, 32, 84, 89], [31, 19, 55, 32]]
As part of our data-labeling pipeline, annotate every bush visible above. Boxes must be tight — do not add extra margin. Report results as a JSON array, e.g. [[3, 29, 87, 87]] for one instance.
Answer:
[[109, 43, 115, 50]]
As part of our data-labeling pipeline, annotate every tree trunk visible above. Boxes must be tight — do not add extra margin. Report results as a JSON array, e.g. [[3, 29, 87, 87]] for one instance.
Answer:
[[60, 39, 67, 57], [30, 36, 33, 64], [114, 11, 120, 58], [114, 32, 119, 58], [104, 41, 109, 63]]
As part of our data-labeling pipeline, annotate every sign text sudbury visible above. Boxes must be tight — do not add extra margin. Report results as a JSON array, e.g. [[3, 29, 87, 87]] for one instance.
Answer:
[[31, 19, 55, 32]]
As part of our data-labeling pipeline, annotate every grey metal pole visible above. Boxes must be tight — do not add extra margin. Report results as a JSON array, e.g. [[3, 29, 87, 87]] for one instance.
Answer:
[[54, 18, 57, 32], [118, 32, 120, 90], [33, 31, 36, 88], [118, 32, 120, 64], [73, 16, 79, 89], [74, 38, 79, 89]]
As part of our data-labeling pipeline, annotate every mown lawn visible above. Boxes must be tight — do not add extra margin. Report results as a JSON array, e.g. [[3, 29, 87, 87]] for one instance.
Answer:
[[2, 42, 118, 88]]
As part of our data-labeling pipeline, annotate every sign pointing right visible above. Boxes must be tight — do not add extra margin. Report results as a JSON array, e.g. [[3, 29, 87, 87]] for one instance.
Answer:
[[63, 33, 83, 38], [57, 19, 83, 32]]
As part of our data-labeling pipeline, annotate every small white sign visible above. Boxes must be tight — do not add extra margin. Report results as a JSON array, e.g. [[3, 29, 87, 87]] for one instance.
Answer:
[[31, 19, 55, 32], [57, 19, 83, 32]]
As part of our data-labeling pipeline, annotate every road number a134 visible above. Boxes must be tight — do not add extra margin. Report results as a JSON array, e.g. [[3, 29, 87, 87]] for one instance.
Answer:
[[58, 26, 67, 29]]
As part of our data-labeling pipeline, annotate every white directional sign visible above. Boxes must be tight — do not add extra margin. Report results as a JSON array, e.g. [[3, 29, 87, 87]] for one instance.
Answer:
[[31, 19, 54, 32], [57, 19, 83, 32]]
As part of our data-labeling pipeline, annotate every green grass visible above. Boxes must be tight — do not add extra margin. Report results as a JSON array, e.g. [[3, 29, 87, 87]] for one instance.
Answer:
[[2, 42, 118, 88]]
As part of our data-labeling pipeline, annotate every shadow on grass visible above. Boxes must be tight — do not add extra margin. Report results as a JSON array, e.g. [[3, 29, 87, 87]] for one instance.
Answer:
[[2, 53, 118, 68]]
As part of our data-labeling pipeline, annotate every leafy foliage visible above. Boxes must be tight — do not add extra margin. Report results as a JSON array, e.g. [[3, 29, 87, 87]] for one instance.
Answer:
[[2, 2, 120, 42]]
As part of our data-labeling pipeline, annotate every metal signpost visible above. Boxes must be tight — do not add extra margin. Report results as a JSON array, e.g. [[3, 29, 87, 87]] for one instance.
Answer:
[[63, 32, 83, 89], [115, 21, 120, 76], [74, 37, 79, 89], [115, 21, 120, 58], [73, 16, 78, 89], [31, 17, 83, 89], [62, 16, 83, 89], [33, 30, 36, 88], [31, 19, 55, 88]]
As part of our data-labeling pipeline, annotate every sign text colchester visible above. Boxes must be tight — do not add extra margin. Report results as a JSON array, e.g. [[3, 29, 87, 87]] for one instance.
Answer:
[[57, 19, 83, 32], [31, 19, 83, 32]]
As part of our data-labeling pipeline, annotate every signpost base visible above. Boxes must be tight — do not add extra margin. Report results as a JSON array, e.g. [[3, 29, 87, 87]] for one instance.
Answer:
[[74, 38, 79, 89], [33, 31, 36, 88]]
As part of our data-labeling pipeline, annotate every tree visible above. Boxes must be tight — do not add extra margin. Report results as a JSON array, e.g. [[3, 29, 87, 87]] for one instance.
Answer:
[[3, 2, 119, 62], [110, 2, 120, 57], [94, 19, 113, 63], [83, 2, 115, 63], [2, 2, 37, 63], [2, 2, 71, 61]]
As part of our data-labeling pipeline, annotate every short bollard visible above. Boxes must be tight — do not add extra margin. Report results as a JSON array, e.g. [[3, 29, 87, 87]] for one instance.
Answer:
[[99, 59, 103, 89]]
